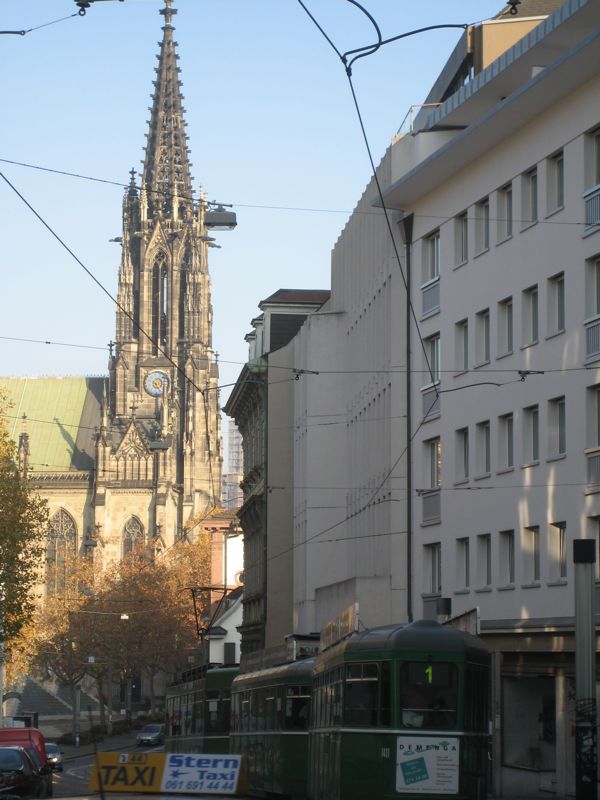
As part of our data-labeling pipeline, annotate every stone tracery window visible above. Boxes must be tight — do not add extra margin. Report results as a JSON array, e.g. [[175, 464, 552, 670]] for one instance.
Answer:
[[47, 509, 77, 596], [123, 516, 145, 558]]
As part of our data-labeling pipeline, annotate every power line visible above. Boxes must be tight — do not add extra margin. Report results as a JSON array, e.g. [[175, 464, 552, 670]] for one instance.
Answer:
[[1, 12, 79, 37], [0, 157, 589, 227]]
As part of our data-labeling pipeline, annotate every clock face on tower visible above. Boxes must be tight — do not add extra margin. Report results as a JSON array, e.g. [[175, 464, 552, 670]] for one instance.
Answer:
[[144, 370, 169, 397]]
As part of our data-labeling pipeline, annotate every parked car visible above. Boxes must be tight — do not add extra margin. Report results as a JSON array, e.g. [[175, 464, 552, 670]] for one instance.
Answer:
[[0, 746, 49, 798], [0, 730, 52, 798], [136, 724, 164, 746], [43, 745, 62, 774]]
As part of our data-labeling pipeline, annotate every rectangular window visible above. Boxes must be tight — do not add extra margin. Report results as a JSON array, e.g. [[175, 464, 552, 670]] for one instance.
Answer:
[[499, 530, 515, 585], [498, 413, 514, 470], [584, 126, 600, 190], [455, 319, 468, 372], [547, 151, 564, 212], [549, 522, 567, 580], [476, 420, 491, 476], [547, 272, 565, 335], [456, 537, 470, 589], [523, 405, 539, 464], [498, 183, 513, 241], [425, 333, 441, 384], [455, 427, 469, 481], [424, 543, 442, 594], [522, 285, 539, 346], [475, 309, 490, 364], [423, 230, 440, 282], [586, 384, 600, 448], [524, 525, 540, 583], [477, 533, 492, 588], [585, 256, 600, 319], [454, 212, 468, 265], [475, 197, 490, 253], [522, 167, 538, 226], [548, 396, 566, 456], [425, 437, 441, 489], [497, 297, 513, 356]]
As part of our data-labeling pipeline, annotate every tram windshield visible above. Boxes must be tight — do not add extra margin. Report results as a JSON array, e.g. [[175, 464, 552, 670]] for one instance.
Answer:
[[400, 662, 458, 729]]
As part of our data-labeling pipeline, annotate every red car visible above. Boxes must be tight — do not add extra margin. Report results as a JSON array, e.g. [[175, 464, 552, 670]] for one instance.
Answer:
[[0, 745, 49, 798]]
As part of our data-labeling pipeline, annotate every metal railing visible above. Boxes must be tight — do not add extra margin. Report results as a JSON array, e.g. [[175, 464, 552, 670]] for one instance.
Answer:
[[422, 278, 440, 316], [422, 490, 441, 523], [584, 185, 600, 231]]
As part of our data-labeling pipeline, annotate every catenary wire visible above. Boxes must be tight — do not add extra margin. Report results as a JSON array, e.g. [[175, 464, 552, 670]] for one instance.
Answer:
[[0, 157, 590, 227], [2, 333, 600, 379]]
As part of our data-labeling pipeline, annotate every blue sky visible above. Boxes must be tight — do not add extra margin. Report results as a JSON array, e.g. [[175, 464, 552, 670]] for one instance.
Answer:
[[1, 0, 502, 410]]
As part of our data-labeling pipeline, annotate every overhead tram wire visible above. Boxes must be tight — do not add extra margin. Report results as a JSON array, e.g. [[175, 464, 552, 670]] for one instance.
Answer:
[[0, 170, 222, 509], [3, 334, 598, 380], [0, 158, 590, 228], [1, 12, 79, 36]]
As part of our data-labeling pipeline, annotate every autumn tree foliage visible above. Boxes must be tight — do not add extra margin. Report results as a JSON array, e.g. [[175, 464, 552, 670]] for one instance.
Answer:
[[0, 393, 48, 642], [32, 532, 212, 727]]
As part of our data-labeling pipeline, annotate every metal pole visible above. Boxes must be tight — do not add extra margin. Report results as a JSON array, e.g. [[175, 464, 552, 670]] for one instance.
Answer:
[[573, 538, 597, 800], [74, 685, 81, 747]]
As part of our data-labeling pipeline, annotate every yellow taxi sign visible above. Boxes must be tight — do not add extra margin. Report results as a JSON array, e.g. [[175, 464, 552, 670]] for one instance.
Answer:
[[89, 752, 165, 793]]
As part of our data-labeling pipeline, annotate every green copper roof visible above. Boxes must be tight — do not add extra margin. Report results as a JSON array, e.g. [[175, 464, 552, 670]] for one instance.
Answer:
[[0, 377, 104, 472]]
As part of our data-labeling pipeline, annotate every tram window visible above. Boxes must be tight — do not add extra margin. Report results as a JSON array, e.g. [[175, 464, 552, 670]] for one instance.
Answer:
[[205, 689, 219, 733], [381, 661, 391, 726], [400, 662, 458, 729], [344, 663, 379, 726], [284, 685, 310, 730], [332, 679, 343, 725], [256, 689, 267, 730], [265, 691, 277, 730], [241, 692, 251, 732]]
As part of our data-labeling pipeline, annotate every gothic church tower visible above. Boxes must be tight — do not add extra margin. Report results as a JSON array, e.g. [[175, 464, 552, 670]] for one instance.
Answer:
[[95, 0, 222, 556]]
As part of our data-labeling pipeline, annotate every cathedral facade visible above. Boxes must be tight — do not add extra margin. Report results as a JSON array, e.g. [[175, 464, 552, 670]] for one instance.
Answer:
[[1, 1, 222, 573]]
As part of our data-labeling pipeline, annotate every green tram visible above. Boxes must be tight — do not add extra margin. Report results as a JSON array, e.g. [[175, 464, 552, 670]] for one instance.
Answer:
[[164, 664, 238, 753], [229, 658, 313, 797], [308, 619, 490, 800]]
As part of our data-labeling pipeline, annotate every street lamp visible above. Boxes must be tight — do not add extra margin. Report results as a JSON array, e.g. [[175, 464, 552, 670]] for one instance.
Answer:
[[204, 204, 237, 231]]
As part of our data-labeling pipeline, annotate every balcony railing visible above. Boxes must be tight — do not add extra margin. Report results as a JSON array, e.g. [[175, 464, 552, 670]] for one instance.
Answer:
[[421, 277, 440, 316], [584, 185, 600, 231], [585, 318, 600, 359], [422, 489, 441, 523], [422, 386, 440, 418]]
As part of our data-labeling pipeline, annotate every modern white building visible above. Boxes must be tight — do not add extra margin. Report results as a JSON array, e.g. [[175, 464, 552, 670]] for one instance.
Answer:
[[382, 0, 600, 795], [229, 0, 600, 795]]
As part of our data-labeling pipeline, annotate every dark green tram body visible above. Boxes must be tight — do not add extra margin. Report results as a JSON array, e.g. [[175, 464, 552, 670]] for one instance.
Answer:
[[230, 658, 313, 798], [165, 665, 238, 754], [308, 620, 490, 800]]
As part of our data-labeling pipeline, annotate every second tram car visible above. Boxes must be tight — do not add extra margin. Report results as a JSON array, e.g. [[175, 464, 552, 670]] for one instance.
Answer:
[[230, 658, 313, 798]]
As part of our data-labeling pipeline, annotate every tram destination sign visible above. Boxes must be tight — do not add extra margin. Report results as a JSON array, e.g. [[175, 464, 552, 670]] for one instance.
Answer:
[[396, 736, 459, 794]]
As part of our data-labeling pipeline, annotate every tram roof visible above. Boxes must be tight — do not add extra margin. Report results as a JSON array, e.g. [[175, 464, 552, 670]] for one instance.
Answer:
[[318, 619, 489, 663], [233, 657, 315, 690]]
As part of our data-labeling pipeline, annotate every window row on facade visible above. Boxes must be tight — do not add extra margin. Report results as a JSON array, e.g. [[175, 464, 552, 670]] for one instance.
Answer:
[[423, 522, 570, 597]]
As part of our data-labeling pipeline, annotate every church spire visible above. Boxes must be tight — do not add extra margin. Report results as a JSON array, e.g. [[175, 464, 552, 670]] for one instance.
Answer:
[[142, 0, 193, 217]]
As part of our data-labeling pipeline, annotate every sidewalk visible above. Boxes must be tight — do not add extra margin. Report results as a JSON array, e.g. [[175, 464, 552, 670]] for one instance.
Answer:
[[60, 732, 139, 762]]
